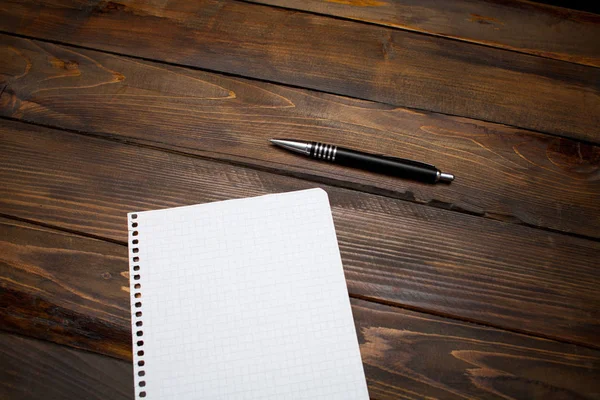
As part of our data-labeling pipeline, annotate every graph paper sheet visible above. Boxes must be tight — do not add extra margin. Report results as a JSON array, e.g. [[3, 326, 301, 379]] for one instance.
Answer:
[[127, 189, 369, 400]]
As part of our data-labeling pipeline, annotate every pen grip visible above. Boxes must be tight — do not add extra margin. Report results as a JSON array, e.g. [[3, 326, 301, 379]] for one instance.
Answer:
[[334, 147, 439, 183]]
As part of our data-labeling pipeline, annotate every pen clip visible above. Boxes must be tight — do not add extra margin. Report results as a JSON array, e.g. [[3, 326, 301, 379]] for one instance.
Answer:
[[379, 155, 438, 171]]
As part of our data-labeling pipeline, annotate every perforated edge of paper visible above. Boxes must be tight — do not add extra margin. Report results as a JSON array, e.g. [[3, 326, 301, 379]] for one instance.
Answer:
[[128, 212, 147, 399]]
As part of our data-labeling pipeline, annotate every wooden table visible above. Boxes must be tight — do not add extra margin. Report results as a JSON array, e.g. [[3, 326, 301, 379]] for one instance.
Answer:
[[1, 1, 599, 398]]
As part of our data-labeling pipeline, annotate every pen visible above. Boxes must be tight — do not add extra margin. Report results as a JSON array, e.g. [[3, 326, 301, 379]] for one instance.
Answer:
[[270, 139, 454, 184]]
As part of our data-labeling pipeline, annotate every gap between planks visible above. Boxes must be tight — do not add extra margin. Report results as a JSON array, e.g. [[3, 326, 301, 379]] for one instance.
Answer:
[[1, 211, 599, 352], [2, 115, 599, 243], [237, 0, 600, 69], [1, 29, 598, 148]]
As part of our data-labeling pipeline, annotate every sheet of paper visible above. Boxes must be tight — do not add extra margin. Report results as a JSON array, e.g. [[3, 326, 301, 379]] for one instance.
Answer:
[[128, 188, 369, 399]]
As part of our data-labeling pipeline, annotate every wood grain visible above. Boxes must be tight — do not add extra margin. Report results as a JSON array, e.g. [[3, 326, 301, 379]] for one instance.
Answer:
[[247, 0, 600, 67], [1, 36, 599, 239], [1, 221, 599, 399], [0, 218, 131, 358], [0, 332, 133, 400], [0, 1, 598, 142], [1, 121, 599, 348], [354, 300, 600, 400]]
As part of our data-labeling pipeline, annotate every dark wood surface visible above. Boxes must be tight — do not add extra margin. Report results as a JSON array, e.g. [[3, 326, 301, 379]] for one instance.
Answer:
[[531, 0, 600, 14], [2, 219, 599, 399], [248, 0, 600, 67], [1, 0, 599, 398], [2, 122, 600, 348], [1, 0, 599, 142], [2, 36, 599, 238], [0, 333, 133, 400]]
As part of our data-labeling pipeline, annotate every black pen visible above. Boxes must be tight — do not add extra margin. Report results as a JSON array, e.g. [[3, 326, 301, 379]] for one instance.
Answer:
[[270, 139, 454, 184]]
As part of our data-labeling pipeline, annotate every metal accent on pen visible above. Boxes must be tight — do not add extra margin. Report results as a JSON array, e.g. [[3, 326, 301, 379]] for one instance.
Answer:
[[270, 139, 454, 184]]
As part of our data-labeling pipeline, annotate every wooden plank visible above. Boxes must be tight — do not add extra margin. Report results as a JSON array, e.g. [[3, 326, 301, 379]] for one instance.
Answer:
[[0, 332, 132, 400], [246, 0, 600, 68], [1, 221, 599, 399], [1, 121, 599, 348], [0, 218, 131, 359], [0, 1, 598, 142], [353, 300, 600, 400], [1, 37, 599, 239]]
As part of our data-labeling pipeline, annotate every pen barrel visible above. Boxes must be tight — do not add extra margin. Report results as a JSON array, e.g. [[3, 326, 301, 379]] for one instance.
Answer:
[[332, 147, 439, 183]]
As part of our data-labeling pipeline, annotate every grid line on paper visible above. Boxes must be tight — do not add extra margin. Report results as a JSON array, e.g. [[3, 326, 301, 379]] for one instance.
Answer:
[[127, 189, 369, 400]]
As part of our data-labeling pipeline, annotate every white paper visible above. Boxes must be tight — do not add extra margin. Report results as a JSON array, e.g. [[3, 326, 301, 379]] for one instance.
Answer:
[[128, 189, 369, 399]]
